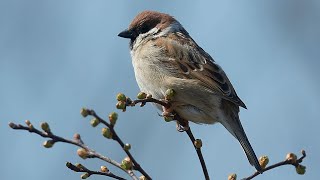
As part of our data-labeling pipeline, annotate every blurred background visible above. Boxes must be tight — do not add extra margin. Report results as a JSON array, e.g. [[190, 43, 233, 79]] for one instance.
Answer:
[[1, 0, 319, 179]]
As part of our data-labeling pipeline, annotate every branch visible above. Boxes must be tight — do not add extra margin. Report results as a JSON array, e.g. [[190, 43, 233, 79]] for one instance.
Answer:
[[241, 150, 307, 180], [85, 109, 152, 180], [119, 91, 210, 180], [8, 121, 136, 180], [66, 162, 125, 180]]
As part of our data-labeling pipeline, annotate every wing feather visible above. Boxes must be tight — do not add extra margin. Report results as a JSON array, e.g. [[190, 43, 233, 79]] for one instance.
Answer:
[[154, 32, 247, 108]]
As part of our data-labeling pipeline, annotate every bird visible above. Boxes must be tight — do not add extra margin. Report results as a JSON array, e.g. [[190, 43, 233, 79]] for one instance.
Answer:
[[118, 10, 262, 172]]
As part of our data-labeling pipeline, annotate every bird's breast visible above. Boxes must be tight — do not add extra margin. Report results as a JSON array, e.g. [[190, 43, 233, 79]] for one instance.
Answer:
[[130, 44, 168, 99]]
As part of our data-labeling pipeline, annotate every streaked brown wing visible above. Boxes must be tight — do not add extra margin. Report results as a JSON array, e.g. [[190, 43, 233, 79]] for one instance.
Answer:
[[155, 32, 247, 108]]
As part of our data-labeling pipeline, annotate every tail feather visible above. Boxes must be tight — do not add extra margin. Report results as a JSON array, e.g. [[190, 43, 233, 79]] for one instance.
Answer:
[[219, 102, 262, 172], [234, 124, 262, 172]]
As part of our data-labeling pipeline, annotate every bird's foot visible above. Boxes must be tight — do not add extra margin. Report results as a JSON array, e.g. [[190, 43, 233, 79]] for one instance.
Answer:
[[176, 119, 189, 132]]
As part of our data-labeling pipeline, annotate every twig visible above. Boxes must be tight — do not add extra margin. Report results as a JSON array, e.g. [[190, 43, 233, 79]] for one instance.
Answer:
[[66, 162, 126, 180], [8, 122, 136, 180], [185, 128, 210, 180], [125, 95, 210, 180], [242, 150, 307, 180], [86, 109, 152, 180]]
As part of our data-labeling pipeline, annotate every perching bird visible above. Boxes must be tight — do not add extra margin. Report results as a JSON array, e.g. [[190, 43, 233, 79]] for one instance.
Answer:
[[118, 10, 262, 172]]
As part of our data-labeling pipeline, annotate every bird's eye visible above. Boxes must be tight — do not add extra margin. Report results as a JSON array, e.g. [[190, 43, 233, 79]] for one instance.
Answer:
[[140, 26, 150, 34]]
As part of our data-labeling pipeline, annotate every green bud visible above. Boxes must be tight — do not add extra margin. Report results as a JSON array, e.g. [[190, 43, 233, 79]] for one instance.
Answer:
[[102, 127, 112, 139], [81, 173, 90, 179], [77, 148, 89, 159], [40, 122, 51, 133], [164, 116, 173, 122], [286, 153, 297, 163], [90, 118, 100, 127], [109, 112, 118, 125], [80, 108, 89, 117], [43, 140, 54, 148], [228, 173, 237, 180], [116, 101, 126, 110], [123, 143, 131, 151], [25, 120, 31, 126], [121, 157, 132, 170], [194, 139, 202, 148], [116, 93, 126, 101], [259, 155, 269, 169], [137, 92, 147, 99], [100, 166, 109, 172], [165, 89, 175, 100], [75, 163, 85, 169], [296, 164, 306, 175]]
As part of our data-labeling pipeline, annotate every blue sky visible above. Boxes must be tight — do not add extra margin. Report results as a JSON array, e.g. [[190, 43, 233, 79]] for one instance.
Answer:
[[1, 1, 319, 179]]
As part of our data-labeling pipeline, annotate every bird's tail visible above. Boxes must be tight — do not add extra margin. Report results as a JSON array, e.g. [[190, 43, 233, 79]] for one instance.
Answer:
[[220, 111, 262, 172]]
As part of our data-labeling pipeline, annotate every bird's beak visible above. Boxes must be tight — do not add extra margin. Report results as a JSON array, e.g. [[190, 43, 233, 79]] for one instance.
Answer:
[[118, 29, 133, 39]]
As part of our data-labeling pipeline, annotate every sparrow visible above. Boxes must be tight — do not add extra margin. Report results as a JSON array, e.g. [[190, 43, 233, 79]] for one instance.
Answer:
[[118, 10, 262, 172]]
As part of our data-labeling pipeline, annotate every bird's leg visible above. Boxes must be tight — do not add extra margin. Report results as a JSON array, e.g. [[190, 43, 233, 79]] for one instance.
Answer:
[[162, 105, 174, 117], [174, 114, 189, 132]]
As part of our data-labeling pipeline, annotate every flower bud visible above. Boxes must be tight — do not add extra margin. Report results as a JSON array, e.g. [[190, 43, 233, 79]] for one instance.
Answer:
[[286, 153, 297, 163], [116, 93, 126, 101], [123, 143, 131, 151], [146, 94, 152, 99], [25, 120, 31, 126], [165, 89, 176, 100], [80, 108, 89, 117], [75, 163, 85, 169], [81, 173, 90, 179], [77, 148, 89, 159], [66, 162, 72, 168], [116, 101, 126, 110], [228, 173, 237, 180], [137, 92, 147, 99], [102, 127, 112, 139], [109, 112, 118, 125], [296, 164, 306, 175], [194, 139, 202, 148], [139, 176, 147, 180], [40, 122, 51, 133], [28, 124, 34, 129], [121, 157, 132, 170], [8, 122, 17, 129], [259, 156, 269, 169], [100, 166, 109, 172], [90, 118, 100, 127], [43, 140, 54, 148], [74, 133, 81, 140], [164, 116, 173, 122]]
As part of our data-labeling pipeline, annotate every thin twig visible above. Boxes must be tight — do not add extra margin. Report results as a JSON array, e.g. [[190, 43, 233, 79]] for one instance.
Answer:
[[185, 128, 210, 180], [8, 122, 136, 180], [242, 150, 306, 180], [87, 110, 152, 180], [66, 162, 126, 180], [126, 96, 210, 180]]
